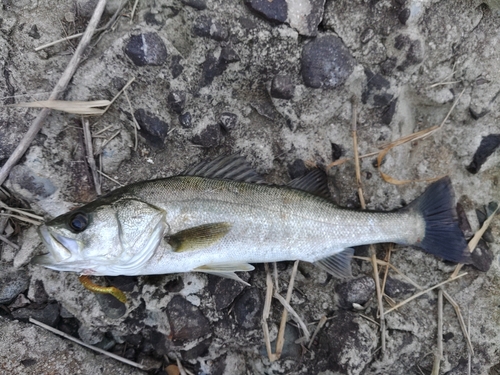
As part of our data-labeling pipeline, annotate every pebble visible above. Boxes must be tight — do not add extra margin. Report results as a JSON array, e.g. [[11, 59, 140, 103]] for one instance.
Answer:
[[134, 109, 170, 147], [181, 0, 207, 10], [286, 0, 326, 36], [335, 276, 375, 309], [167, 91, 187, 114], [170, 55, 184, 78], [78, 325, 104, 345], [191, 124, 223, 148], [181, 337, 212, 360], [200, 52, 229, 86], [166, 295, 211, 341], [27, 25, 40, 39], [266, 324, 301, 359], [192, 15, 228, 41], [243, 0, 287, 24], [476, 202, 497, 243], [179, 112, 193, 128], [384, 277, 416, 299], [218, 112, 238, 131], [466, 134, 500, 174], [270, 75, 294, 100], [207, 276, 246, 310], [95, 293, 127, 319], [220, 46, 240, 64], [470, 239, 494, 272], [12, 302, 60, 327], [0, 265, 30, 304], [8, 165, 56, 199], [331, 143, 343, 161], [124, 33, 168, 67], [233, 288, 262, 329], [301, 35, 356, 89]]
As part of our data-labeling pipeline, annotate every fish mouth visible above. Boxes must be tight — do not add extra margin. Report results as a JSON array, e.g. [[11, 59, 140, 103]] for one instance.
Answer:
[[33, 225, 80, 265]]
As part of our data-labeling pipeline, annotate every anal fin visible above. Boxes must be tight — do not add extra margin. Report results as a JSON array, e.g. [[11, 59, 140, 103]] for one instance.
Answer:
[[314, 248, 354, 279], [194, 262, 255, 286]]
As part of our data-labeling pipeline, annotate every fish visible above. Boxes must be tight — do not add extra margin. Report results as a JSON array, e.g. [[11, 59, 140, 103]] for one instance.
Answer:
[[32, 155, 470, 300]]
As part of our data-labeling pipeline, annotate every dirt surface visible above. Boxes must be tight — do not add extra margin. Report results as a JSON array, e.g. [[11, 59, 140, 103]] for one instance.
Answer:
[[1, 0, 500, 374]]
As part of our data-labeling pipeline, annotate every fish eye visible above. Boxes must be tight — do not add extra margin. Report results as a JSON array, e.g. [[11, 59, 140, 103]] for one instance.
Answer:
[[68, 212, 89, 233]]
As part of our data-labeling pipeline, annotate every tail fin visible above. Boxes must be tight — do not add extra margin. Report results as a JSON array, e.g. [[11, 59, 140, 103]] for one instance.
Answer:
[[409, 177, 470, 264]]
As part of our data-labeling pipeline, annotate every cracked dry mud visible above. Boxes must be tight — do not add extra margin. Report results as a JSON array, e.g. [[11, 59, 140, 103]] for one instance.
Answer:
[[1, 1, 500, 374]]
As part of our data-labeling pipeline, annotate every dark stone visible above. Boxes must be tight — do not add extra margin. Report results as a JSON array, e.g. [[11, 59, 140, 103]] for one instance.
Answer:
[[466, 134, 500, 174], [21, 358, 37, 367], [331, 143, 343, 161], [381, 99, 397, 125], [384, 277, 416, 299], [164, 276, 184, 293], [360, 28, 374, 44], [373, 93, 393, 107], [456, 203, 474, 239], [267, 324, 301, 359], [171, 55, 184, 78], [470, 239, 494, 272], [220, 46, 240, 64], [365, 69, 390, 91], [12, 302, 60, 327], [398, 39, 424, 70], [108, 276, 138, 292], [233, 288, 262, 329], [193, 15, 228, 41], [124, 333, 143, 347], [301, 35, 356, 89], [288, 159, 308, 180], [8, 165, 56, 199], [28, 24, 40, 39], [140, 329, 169, 356], [470, 106, 488, 120], [166, 295, 211, 342], [243, 0, 287, 24], [144, 12, 164, 26], [167, 91, 187, 114], [238, 16, 258, 30], [476, 202, 497, 242], [201, 53, 226, 86], [95, 293, 127, 319], [316, 311, 376, 373], [181, 0, 207, 10], [207, 276, 246, 310], [218, 112, 238, 131], [335, 276, 375, 309], [398, 8, 411, 24], [181, 337, 212, 360], [443, 332, 454, 342], [270, 75, 294, 100], [381, 57, 397, 75], [179, 112, 193, 128], [134, 109, 169, 147], [31, 279, 49, 304], [124, 33, 168, 67], [394, 34, 409, 50], [57, 317, 80, 337], [0, 266, 29, 304], [191, 124, 223, 148]]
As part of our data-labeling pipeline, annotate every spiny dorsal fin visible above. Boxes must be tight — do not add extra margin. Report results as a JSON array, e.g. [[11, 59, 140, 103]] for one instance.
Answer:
[[168, 222, 232, 253], [194, 262, 254, 286], [314, 248, 354, 279], [183, 154, 265, 184], [287, 169, 331, 199]]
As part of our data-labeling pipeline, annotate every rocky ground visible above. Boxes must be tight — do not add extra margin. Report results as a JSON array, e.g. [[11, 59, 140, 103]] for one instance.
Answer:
[[1, 0, 500, 374]]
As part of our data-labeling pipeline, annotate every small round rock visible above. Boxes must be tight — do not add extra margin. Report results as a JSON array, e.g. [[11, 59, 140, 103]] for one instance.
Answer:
[[124, 32, 168, 67]]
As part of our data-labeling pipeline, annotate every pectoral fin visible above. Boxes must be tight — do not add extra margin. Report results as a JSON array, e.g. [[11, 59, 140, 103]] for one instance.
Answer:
[[314, 248, 354, 279], [168, 222, 232, 252], [194, 263, 255, 286]]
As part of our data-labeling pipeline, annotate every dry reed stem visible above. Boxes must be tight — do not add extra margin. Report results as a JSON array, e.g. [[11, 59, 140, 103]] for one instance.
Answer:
[[442, 289, 474, 354], [124, 91, 139, 151], [275, 260, 299, 359], [307, 315, 327, 349], [130, 0, 140, 23], [451, 202, 499, 278], [431, 289, 443, 375], [262, 263, 278, 362], [0, 0, 108, 186], [0, 234, 19, 250], [94, 129, 121, 156], [29, 317, 146, 369], [384, 273, 467, 315], [103, 76, 136, 114], [97, 170, 124, 186], [7, 100, 111, 115], [0, 202, 44, 222], [0, 213, 42, 226], [273, 292, 310, 341], [82, 117, 101, 195]]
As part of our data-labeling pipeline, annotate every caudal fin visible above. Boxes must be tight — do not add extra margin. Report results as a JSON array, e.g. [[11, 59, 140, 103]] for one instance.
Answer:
[[409, 177, 470, 264]]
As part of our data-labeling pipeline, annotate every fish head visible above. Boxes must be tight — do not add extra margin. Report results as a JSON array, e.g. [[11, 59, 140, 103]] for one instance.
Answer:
[[33, 197, 167, 275]]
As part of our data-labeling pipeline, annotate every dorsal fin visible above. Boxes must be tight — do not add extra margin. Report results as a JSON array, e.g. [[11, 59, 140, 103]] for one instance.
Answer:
[[287, 169, 331, 199], [183, 154, 265, 184]]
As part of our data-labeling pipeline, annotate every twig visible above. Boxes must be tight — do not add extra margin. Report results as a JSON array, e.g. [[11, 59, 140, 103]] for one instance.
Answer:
[[97, 170, 124, 187], [275, 260, 299, 359], [442, 289, 474, 354], [29, 317, 146, 370], [0, 0, 108, 186], [0, 234, 19, 250], [94, 129, 121, 156], [385, 273, 467, 314], [0, 213, 42, 226], [0, 201, 44, 222], [103, 76, 136, 114], [431, 289, 443, 375], [130, 0, 140, 24], [307, 315, 327, 349], [124, 91, 139, 151], [82, 117, 101, 195], [35, 27, 106, 52]]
